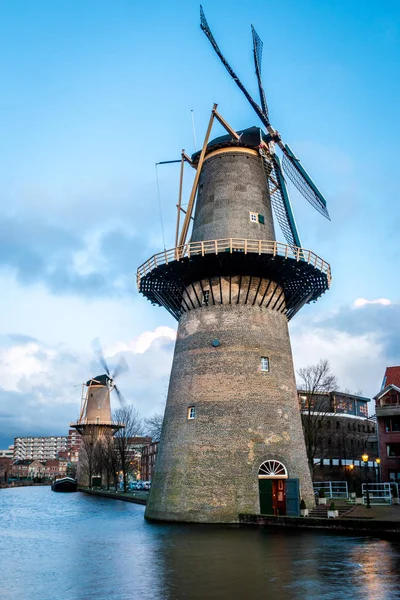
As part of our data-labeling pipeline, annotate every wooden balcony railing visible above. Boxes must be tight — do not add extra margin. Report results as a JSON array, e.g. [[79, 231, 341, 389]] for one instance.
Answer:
[[137, 238, 331, 289]]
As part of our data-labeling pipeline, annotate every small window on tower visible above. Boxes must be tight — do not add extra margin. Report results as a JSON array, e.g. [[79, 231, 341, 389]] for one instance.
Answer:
[[187, 406, 196, 420], [261, 357, 269, 372], [258, 214, 265, 224], [249, 212, 258, 223]]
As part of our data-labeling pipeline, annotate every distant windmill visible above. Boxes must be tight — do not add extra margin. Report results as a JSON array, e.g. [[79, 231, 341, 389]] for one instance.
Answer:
[[200, 5, 330, 248], [71, 339, 128, 436]]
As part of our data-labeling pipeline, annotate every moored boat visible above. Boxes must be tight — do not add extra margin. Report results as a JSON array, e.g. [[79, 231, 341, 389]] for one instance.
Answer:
[[51, 477, 78, 493]]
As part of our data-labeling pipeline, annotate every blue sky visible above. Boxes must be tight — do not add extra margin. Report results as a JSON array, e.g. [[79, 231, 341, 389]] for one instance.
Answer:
[[0, 0, 399, 447]]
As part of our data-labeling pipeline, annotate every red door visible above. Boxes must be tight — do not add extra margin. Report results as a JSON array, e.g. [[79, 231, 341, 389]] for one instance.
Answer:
[[272, 480, 286, 516]]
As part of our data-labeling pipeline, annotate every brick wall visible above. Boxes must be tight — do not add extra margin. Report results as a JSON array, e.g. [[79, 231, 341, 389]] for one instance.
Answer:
[[146, 300, 314, 523]]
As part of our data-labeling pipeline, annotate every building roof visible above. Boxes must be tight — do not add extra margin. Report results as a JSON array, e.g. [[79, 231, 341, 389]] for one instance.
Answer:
[[374, 384, 400, 401], [382, 366, 400, 389], [191, 126, 268, 162], [297, 390, 370, 402]]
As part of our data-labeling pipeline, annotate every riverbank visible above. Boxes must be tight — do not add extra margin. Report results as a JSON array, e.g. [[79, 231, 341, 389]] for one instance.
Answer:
[[79, 487, 149, 505], [1, 482, 51, 488]]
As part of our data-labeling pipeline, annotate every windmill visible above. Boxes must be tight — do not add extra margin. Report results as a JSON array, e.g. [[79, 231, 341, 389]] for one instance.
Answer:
[[199, 5, 330, 249], [139, 9, 333, 522], [71, 340, 128, 436]]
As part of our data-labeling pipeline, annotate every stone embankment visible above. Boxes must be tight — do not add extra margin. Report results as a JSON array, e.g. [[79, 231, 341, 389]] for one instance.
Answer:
[[240, 504, 400, 536], [79, 487, 148, 505]]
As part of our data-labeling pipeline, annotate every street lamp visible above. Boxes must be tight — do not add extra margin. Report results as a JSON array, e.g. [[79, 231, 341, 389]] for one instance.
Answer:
[[362, 453, 371, 508], [376, 458, 381, 484]]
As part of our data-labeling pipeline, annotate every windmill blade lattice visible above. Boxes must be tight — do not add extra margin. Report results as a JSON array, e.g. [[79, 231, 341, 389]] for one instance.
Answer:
[[200, 6, 331, 232], [282, 145, 330, 220], [200, 5, 270, 128], [251, 25, 269, 120], [259, 147, 301, 248], [92, 337, 111, 376]]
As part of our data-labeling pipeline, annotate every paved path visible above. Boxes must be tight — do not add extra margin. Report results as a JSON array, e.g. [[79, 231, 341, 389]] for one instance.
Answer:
[[345, 504, 400, 521]]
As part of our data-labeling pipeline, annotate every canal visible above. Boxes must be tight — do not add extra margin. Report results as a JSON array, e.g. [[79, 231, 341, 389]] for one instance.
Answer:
[[1, 487, 400, 600]]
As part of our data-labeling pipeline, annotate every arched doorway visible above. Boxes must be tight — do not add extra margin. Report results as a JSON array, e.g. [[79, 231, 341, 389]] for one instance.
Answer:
[[258, 460, 288, 516]]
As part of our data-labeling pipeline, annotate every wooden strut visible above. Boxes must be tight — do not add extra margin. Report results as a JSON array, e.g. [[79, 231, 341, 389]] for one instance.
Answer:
[[175, 150, 185, 254], [177, 104, 240, 250]]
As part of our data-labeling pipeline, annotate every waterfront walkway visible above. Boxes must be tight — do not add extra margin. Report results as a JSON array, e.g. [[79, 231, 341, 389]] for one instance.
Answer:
[[79, 487, 149, 505]]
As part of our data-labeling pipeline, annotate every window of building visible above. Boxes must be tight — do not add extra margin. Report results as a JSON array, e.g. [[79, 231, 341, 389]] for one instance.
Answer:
[[387, 444, 400, 458], [328, 438, 332, 445], [372, 427, 375, 433], [258, 214, 265, 224], [96, 417, 100, 424], [249, 212, 258, 223], [187, 406, 196, 420], [318, 420, 321, 429], [327, 421, 331, 429], [385, 417, 400, 432], [260, 357, 269, 372], [353, 423, 356, 432], [203, 290, 210, 305], [348, 423, 350, 431], [336, 421, 340, 430]]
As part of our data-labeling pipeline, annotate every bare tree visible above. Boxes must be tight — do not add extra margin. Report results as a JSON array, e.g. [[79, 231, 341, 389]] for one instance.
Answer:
[[297, 359, 338, 474], [113, 406, 144, 492], [144, 412, 164, 442], [79, 426, 101, 488], [97, 433, 120, 491]]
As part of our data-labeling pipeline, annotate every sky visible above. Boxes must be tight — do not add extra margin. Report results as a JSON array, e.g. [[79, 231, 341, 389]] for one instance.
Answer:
[[0, 0, 399, 448]]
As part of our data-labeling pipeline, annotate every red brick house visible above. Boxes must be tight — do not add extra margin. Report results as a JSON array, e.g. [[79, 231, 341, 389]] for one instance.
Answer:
[[141, 442, 159, 481], [375, 366, 400, 482], [44, 459, 66, 479]]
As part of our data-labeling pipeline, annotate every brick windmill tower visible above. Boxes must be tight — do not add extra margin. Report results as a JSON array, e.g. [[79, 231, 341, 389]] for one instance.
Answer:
[[138, 8, 332, 522], [71, 342, 126, 485]]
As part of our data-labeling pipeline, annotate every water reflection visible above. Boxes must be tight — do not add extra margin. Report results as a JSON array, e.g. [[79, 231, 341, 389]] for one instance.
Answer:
[[1, 487, 400, 600]]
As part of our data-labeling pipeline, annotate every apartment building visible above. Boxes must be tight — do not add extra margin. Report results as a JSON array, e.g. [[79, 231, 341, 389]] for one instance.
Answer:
[[13, 436, 68, 461]]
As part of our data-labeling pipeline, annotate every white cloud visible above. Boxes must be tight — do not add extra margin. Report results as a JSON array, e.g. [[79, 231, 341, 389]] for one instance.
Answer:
[[0, 325, 176, 442], [105, 326, 176, 356], [353, 298, 391, 308], [291, 326, 383, 398]]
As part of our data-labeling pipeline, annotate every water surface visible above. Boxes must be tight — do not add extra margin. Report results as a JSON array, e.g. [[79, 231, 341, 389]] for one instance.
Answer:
[[1, 486, 400, 600]]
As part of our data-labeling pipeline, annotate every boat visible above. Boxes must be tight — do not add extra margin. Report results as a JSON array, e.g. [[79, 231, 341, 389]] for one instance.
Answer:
[[51, 477, 78, 493]]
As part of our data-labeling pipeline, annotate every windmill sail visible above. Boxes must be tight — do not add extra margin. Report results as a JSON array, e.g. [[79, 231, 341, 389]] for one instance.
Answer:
[[251, 25, 269, 120], [200, 6, 270, 127], [259, 148, 301, 248], [282, 144, 330, 220]]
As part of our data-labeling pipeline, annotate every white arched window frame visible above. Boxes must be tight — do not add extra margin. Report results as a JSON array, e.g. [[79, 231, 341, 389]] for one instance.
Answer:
[[258, 460, 288, 479]]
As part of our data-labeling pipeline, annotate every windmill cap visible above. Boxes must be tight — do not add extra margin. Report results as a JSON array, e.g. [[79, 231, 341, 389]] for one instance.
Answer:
[[191, 126, 269, 163], [86, 374, 111, 387]]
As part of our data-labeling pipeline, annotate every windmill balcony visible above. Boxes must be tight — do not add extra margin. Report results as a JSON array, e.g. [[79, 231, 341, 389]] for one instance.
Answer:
[[137, 237, 331, 321]]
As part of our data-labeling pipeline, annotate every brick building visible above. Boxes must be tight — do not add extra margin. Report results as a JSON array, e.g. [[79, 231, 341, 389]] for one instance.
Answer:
[[375, 366, 400, 483], [141, 442, 159, 481], [298, 390, 378, 486], [67, 429, 82, 464]]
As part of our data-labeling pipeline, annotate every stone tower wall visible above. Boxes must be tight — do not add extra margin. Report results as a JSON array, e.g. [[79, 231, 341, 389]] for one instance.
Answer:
[[145, 301, 315, 523], [85, 386, 112, 424], [191, 150, 275, 242]]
